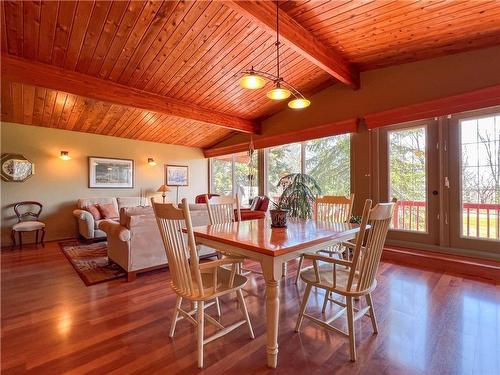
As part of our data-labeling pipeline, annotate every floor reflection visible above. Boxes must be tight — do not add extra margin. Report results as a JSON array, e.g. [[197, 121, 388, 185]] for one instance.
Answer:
[[461, 293, 500, 375], [388, 273, 429, 372]]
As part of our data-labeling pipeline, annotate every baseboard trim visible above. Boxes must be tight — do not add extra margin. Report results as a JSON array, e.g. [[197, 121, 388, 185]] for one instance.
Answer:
[[382, 246, 500, 283]]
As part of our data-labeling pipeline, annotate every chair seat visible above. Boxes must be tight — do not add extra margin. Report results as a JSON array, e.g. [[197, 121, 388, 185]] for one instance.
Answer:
[[12, 221, 45, 232], [300, 264, 358, 293], [175, 266, 248, 300]]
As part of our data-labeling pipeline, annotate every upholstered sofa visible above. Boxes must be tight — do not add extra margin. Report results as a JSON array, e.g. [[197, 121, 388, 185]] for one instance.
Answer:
[[98, 204, 216, 281], [73, 197, 148, 240]]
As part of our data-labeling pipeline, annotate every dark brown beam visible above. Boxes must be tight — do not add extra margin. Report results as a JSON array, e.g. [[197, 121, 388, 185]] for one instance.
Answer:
[[1, 54, 261, 134], [226, 1, 359, 88]]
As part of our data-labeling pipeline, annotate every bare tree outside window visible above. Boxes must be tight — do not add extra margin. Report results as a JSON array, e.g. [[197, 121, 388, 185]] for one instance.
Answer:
[[460, 115, 500, 240]]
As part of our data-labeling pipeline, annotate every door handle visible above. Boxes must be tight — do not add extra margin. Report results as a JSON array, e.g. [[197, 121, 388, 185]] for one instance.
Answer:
[[444, 177, 450, 188]]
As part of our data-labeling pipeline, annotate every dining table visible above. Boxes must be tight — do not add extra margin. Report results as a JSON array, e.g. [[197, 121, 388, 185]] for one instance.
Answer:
[[190, 217, 362, 369]]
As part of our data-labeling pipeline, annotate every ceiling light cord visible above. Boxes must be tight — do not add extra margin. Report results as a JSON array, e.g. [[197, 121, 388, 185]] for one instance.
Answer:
[[276, 0, 280, 81], [237, 1, 310, 108]]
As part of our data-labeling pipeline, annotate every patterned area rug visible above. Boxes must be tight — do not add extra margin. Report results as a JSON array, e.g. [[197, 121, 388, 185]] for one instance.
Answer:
[[59, 240, 126, 286]]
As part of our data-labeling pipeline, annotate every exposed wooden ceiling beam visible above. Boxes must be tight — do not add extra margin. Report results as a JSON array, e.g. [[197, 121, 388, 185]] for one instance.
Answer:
[[226, 1, 360, 88], [0, 54, 261, 134]]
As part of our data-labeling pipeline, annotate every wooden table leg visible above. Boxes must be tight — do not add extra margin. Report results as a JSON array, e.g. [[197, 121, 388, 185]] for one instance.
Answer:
[[261, 259, 281, 368]]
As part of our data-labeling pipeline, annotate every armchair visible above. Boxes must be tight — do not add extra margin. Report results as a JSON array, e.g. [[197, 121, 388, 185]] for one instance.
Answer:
[[239, 196, 269, 221], [295, 199, 396, 362]]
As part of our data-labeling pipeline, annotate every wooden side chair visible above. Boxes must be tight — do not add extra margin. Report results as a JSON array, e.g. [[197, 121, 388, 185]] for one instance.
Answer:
[[294, 194, 354, 284], [205, 194, 241, 224], [205, 195, 258, 274], [295, 199, 395, 362], [11, 201, 45, 249], [152, 198, 254, 368]]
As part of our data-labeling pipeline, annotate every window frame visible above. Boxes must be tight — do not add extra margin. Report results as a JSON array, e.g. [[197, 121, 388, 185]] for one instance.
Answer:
[[264, 134, 352, 197], [209, 152, 259, 205]]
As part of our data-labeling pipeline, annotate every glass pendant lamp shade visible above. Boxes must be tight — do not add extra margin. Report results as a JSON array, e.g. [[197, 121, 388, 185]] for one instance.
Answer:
[[239, 73, 266, 89], [288, 98, 311, 109], [266, 86, 291, 100]]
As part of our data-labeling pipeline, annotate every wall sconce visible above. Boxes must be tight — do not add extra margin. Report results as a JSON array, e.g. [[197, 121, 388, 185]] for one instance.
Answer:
[[59, 151, 71, 160], [148, 158, 157, 166]]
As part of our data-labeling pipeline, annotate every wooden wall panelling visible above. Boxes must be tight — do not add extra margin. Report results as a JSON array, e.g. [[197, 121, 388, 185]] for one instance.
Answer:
[[102, 0, 163, 81], [51, 1, 78, 67], [56, 93, 77, 130], [86, 1, 145, 77], [149, 10, 241, 96], [115, 0, 188, 86], [162, 17, 254, 98], [126, 1, 217, 90], [21, 84, 35, 125], [63, 1, 94, 70], [1, 56, 260, 133], [21, 1, 41, 60], [37, 1, 59, 63]]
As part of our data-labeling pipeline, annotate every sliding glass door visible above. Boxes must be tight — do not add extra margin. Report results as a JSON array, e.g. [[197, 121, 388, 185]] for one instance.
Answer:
[[449, 107, 500, 252]]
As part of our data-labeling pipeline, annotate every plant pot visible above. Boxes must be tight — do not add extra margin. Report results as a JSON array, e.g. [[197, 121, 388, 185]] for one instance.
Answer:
[[270, 209, 288, 228]]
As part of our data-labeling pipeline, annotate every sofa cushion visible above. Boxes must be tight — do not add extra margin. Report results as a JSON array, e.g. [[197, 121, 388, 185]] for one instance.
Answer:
[[84, 204, 102, 221], [78, 197, 117, 211], [120, 206, 154, 227], [97, 203, 119, 219]]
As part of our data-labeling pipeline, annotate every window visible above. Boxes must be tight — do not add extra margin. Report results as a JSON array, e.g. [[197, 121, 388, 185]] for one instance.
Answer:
[[234, 152, 258, 206], [459, 114, 499, 240], [210, 155, 233, 196], [210, 151, 258, 205], [388, 126, 427, 232], [265, 135, 351, 199], [265, 143, 302, 200], [305, 134, 350, 196]]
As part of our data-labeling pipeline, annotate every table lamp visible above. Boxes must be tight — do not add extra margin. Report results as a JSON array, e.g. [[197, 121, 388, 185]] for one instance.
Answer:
[[157, 184, 170, 203]]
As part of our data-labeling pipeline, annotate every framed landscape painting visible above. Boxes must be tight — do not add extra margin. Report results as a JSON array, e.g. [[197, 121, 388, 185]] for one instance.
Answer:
[[165, 164, 189, 186], [89, 157, 134, 188]]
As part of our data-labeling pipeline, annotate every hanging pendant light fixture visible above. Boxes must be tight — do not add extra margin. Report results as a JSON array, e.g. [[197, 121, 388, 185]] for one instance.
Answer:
[[237, 1, 310, 109], [239, 67, 266, 90]]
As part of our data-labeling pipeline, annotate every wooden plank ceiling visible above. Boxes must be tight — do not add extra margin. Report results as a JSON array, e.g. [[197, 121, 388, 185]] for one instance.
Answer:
[[1, 0, 499, 148]]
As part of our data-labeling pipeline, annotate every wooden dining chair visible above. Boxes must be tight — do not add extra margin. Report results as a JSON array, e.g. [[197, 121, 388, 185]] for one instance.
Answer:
[[205, 194, 241, 224], [11, 201, 46, 249], [152, 198, 254, 368], [205, 195, 258, 274], [295, 199, 395, 362], [294, 194, 354, 284]]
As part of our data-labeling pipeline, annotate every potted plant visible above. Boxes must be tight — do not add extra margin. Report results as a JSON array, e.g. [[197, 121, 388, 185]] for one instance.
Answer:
[[270, 173, 322, 227], [269, 200, 289, 228]]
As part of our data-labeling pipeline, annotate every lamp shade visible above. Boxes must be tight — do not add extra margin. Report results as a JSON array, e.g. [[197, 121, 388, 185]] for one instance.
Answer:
[[267, 86, 291, 100], [239, 73, 266, 89], [157, 184, 170, 193], [59, 151, 71, 160], [288, 98, 311, 109]]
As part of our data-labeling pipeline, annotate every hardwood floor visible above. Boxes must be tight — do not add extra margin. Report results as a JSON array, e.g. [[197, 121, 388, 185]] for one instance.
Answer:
[[2, 241, 499, 374]]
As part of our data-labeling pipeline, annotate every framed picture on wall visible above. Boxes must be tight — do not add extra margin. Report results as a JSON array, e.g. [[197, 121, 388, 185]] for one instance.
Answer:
[[165, 164, 189, 186], [89, 157, 134, 188]]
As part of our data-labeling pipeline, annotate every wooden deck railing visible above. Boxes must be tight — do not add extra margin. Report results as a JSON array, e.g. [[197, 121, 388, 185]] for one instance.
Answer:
[[392, 200, 500, 239], [462, 202, 500, 240]]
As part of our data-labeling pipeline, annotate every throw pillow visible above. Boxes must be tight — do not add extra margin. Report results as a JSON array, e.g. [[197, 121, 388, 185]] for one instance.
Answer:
[[97, 203, 118, 219], [84, 204, 102, 221]]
